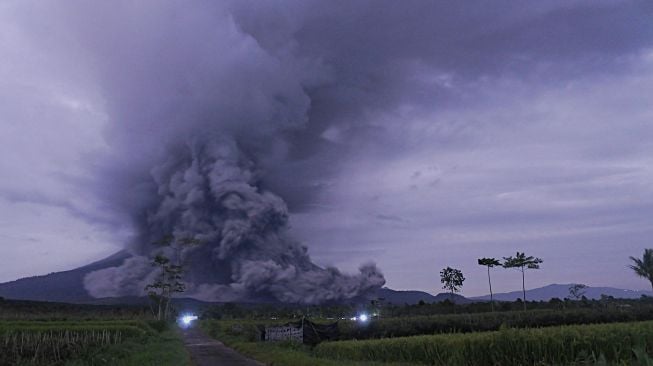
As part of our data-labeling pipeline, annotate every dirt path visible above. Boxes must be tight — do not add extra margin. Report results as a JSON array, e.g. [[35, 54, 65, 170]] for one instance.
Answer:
[[180, 326, 264, 366]]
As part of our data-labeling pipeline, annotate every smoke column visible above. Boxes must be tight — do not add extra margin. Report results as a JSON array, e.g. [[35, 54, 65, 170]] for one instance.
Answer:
[[77, 1, 385, 303], [86, 138, 385, 303]]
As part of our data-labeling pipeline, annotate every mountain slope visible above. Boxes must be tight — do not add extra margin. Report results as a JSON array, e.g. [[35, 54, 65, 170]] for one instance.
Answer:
[[0, 251, 130, 303], [472, 284, 652, 302]]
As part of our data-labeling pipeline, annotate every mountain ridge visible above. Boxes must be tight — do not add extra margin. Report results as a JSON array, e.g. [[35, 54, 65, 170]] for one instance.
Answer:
[[1, 251, 650, 305], [471, 283, 652, 301]]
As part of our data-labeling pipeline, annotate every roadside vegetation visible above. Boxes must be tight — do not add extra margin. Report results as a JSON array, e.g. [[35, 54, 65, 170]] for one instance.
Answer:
[[202, 309, 653, 366], [201, 319, 409, 366], [0, 301, 190, 366], [202, 311, 653, 366]]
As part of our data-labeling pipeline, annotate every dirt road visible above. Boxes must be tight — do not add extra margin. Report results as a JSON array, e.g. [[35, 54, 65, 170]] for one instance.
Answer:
[[180, 326, 264, 366]]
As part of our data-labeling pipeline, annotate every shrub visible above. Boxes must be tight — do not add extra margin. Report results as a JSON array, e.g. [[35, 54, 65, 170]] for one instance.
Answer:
[[146, 320, 170, 333]]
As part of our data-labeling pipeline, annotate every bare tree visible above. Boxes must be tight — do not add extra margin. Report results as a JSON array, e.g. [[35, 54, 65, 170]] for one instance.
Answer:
[[145, 235, 201, 320]]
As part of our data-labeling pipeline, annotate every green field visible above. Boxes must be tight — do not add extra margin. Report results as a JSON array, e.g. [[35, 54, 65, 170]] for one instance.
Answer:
[[317, 320, 653, 365], [201, 307, 653, 366], [6, 298, 653, 365], [338, 307, 653, 340], [0, 300, 191, 366], [201, 319, 407, 366]]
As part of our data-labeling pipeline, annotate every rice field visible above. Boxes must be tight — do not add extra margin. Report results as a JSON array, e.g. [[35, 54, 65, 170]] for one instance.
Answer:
[[0, 321, 148, 365], [337, 307, 653, 340], [314, 320, 653, 365]]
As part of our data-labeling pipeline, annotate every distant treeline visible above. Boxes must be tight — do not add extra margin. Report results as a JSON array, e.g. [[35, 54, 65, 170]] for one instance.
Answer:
[[0, 297, 151, 320], [199, 294, 653, 320]]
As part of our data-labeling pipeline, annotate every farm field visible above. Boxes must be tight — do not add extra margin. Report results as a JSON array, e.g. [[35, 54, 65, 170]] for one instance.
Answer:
[[315, 320, 653, 366], [0, 299, 191, 366], [200, 303, 653, 366]]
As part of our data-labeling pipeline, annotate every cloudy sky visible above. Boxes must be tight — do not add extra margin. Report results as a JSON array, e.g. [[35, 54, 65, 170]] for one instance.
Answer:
[[1, 0, 652, 296]]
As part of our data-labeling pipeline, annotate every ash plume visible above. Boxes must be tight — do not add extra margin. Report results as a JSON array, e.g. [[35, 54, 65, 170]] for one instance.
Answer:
[[76, 1, 386, 303], [86, 138, 384, 303]]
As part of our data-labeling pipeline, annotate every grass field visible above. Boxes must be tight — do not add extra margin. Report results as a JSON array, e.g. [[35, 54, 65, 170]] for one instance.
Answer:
[[339, 307, 653, 340], [0, 319, 190, 365], [6, 298, 653, 365], [200, 319, 410, 366], [202, 314, 653, 366], [316, 320, 653, 365]]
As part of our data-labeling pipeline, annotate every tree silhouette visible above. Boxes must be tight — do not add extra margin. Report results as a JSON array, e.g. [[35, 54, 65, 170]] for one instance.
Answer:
[[629, 249, 653, 292], [478, 257, 501, 311], [440, 267, 465, 302], [503, 252, 543, 310], [145, 254, 184, 320], [145, 234, 202, 320]]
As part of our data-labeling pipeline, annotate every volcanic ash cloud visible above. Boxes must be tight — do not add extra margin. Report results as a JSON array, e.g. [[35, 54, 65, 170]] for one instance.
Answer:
[[84, 139, 385, 303], [44, 1, 388, 303]]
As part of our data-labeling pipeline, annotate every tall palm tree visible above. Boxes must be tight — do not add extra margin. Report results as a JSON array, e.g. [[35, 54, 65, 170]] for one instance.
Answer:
[[503, 252, 543, 311], [629, 249, 653, 292], [478, 258, 501, 311]]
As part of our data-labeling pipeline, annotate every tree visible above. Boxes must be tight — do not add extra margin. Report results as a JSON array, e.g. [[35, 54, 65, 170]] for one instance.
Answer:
[[145, 254, 184, 320], [440, 267, 465, 302], [145, 235, 201, 320], [629, 249, 653, 291], [568, 283, 588, 300], [477, 257, 501, 311], [503, 252, 543, 310]]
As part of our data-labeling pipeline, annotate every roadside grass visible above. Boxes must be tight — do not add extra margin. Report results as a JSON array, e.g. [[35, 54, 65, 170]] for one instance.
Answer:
[[0, 320, 191, 366], [202, 318, 653, 366], [225, 340, 414, 366], [64, 329, 191, 366], [200, 320, 410, 366]]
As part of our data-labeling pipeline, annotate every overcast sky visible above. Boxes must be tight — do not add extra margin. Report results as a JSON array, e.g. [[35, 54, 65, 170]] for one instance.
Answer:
[[1, 0, 653, 296]]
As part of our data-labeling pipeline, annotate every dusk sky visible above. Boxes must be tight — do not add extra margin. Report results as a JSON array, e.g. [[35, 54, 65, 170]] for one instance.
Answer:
[[1, 1, 653, 297]]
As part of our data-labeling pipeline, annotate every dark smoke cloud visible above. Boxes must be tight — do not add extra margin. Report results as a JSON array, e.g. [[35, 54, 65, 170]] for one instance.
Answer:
[[86, 138, 384, 302], [74, 1, 384, 303]]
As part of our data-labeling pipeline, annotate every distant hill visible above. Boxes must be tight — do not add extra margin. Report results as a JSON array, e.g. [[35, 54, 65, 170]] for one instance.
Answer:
[[376, 288, 472, 305], [0, 251, 130, 303], [472, 284, 653, 302]]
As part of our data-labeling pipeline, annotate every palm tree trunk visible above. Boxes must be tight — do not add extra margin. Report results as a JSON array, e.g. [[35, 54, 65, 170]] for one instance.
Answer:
[[487, 266, 494, 312], [521, 266, 526, 311]]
